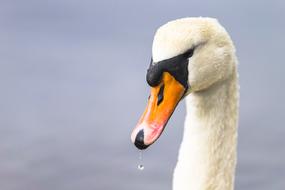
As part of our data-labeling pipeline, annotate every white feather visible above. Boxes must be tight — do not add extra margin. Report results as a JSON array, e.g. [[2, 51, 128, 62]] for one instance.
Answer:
[[152, 17, 239, 190]]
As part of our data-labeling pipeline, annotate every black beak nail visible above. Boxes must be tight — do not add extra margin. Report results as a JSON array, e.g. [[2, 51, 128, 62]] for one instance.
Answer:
[[134, 130, 149, 150]]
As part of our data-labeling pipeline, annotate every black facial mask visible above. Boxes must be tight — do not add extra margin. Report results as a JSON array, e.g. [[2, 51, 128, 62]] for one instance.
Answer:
[[146, 48, 194, 89]]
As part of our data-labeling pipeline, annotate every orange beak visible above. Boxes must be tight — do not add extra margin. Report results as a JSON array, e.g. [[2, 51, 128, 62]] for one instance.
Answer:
[[131, 72, 186, 149]]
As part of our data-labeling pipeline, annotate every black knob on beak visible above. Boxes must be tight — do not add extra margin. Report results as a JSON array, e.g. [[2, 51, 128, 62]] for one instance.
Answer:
[[134, 130, 149, 150]]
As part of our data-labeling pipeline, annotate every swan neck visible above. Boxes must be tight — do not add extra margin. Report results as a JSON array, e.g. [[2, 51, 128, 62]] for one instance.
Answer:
[[173, 73, 239, 190]]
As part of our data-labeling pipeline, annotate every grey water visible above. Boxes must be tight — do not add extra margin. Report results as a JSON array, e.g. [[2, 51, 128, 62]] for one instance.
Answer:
[[0, 0, 285, 190]]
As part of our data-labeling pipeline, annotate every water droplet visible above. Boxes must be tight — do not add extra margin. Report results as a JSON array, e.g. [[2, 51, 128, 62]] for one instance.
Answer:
[[139, 150, 143, 160], [137, 150, 144, 171], [138, 164, 144, 170]]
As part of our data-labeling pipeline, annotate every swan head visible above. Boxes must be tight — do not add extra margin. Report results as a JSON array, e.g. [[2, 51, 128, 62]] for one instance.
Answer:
[[131, 17, 236, 149]]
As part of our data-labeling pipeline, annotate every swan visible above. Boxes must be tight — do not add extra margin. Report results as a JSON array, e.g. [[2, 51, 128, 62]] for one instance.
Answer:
[[131, 17, 239, 190]]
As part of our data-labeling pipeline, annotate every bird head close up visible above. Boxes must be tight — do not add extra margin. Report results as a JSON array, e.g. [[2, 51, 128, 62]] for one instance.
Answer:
[[131, 17, 236, 150]]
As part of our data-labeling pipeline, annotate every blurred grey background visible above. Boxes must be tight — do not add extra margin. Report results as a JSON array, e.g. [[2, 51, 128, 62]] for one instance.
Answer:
[[0, 0, 284, 189]]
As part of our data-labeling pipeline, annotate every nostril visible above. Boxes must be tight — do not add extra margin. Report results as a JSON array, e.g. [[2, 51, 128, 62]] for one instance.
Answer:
[[157, 84, 164, 106], [134, 130, 149, 150]]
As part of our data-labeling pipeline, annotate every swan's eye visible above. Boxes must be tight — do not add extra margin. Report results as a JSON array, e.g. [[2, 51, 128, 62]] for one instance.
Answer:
[[184, 48, 194, 58], [147, 48, 192, 89]]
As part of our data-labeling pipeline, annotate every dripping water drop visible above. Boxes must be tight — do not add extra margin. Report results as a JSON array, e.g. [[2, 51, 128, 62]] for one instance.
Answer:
[[138, 164, 144, 170], [137, 150, 144, 171]]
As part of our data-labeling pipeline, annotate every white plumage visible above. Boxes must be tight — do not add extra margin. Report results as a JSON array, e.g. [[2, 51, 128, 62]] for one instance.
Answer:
[[152, 18, 239, 190]]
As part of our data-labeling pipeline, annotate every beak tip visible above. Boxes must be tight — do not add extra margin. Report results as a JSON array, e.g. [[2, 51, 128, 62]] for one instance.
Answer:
[[134, 129, 149, 150]]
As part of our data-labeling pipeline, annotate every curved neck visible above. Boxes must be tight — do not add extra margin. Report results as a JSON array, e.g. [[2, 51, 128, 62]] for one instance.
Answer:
[[173, 70, 239, 190]]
